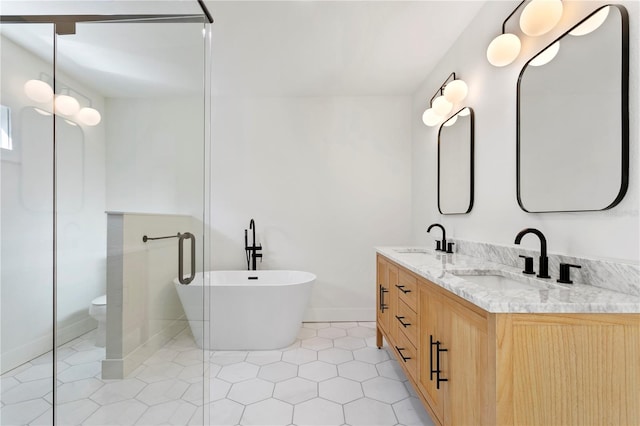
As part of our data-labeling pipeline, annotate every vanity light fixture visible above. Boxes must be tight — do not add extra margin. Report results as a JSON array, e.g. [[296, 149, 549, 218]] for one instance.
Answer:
[[422, 72, 468, 128], [23, 74, 102, 126], [519, 0, 563, 37], [487, 0, 563, 67]]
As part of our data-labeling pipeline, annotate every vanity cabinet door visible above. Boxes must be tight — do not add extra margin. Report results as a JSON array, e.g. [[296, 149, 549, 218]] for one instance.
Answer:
[[419, 279, 492, 426], [439, 294, 491, 426], [419, 284, 445, 424], [496, 313, 640, 425]]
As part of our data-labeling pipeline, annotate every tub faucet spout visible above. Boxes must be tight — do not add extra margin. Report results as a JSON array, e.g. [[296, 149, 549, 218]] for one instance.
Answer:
[[245, 219, 263, 270]]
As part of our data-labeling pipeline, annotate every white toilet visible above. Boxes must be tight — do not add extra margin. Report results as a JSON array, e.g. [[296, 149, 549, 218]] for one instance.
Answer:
[[89, 295, 107, 347]]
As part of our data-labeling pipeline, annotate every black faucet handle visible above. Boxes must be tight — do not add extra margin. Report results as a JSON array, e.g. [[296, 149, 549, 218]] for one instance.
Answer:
[[446, 242, 455, 254], [435, 241, 442, 251], [557, 263, 581, 284], [518, 255, 535, 275]]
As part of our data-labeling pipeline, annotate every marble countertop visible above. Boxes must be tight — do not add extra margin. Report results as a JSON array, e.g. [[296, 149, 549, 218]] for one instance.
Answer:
[[376, 247, 640, 314]]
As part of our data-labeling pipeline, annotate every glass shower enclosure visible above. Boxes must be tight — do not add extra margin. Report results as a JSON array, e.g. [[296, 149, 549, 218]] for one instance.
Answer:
[[1, 3, 211, 424]]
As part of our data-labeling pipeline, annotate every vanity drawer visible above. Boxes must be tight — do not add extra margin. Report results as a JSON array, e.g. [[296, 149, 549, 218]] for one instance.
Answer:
[[397, 270, 418, 311], [395, 299, 418, 346], [393, 326, 418, 380]]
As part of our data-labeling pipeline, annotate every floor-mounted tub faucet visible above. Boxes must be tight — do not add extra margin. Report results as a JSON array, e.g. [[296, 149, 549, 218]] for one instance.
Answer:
[[427, 223, 447, 252], [245, 219, 263, 270], [514, 228, 550, 278]]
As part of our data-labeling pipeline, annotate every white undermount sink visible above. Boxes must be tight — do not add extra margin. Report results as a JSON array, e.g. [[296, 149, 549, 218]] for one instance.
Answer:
[[458, 274, 549, 291], [393, 248, 431, 254]]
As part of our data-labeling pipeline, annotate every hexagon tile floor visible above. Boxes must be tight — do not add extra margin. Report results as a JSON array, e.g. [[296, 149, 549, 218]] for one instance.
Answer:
[[0, 322, 435, 426]]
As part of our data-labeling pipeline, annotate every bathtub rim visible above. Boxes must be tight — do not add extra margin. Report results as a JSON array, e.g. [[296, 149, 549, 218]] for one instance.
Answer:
[[173, 270, 317, 287]]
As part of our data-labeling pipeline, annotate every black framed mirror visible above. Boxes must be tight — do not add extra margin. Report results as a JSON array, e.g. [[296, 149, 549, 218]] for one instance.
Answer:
[[438, 107, 474, 215], [517, 4, 628, 213]]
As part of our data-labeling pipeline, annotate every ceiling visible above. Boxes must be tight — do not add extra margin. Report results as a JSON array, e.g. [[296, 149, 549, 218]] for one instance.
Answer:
[[1, 1, 486, 98], [206, 1, 485, 97]]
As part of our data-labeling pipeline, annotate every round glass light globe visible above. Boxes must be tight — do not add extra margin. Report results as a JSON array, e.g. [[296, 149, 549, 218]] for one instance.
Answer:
[[443, 115, 458, 127], [432, 96, 453, 116], [458, 107, 471, 117], [530, 41, 560, 66], [443, 79, 468, 103], [486, 33, 521, 67], [570, 6, 609, 36], [24, 80, 53, 103], [77, 107, 102, 126], [422, 108, 442, 127], [519, 0, 563, 37], [54, 95, 80, 116]]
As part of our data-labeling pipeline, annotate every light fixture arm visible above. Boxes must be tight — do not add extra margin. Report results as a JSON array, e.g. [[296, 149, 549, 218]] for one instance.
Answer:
[[501, 0, 527, 34], [429, 72, 456, 106]]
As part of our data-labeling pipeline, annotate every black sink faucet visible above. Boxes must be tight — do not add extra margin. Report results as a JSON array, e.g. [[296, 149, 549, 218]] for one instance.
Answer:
[[427, 223, 447, 252], [245, 219, 263, 270], [514, 228, 550, 278]]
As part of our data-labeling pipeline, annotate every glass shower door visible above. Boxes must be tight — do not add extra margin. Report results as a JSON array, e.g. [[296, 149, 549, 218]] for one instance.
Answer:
[[0, 22, 56, 426], [1, 11, 211, 425], [53, 17, 210, 425]]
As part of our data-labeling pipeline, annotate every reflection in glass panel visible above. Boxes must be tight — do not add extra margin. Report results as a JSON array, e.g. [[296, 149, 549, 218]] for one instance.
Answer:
[[1, 12, 209, 426], [0, 105, 11, 150], [54, 18, 208, 425], [438, 107, 474, 215], [0, 24, 55, 425]]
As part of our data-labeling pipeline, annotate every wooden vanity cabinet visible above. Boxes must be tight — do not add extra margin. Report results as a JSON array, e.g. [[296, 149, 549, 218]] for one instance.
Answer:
[[376, 254, 640, 426], [376, 256, 420, 379], [418, 277, 491, 425]]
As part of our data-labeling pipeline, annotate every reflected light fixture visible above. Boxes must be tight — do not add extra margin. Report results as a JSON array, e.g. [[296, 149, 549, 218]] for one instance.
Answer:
[[570, 6, 609, 36], [458, 107, 471, 117], [76, 107, 101, 126], [529, 41, 560, 66], [24, 79, 53, 103], [487, 0, 563, 67], [422, 72, 469, 128], [24, 74, 102, 126], [520, 0, 563, 37], [55, 94, 80, 116]]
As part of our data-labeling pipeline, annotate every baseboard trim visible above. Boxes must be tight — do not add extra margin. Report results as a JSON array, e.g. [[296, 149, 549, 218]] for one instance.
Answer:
[[303, 307, 375, 323], [102, 316, 187, 379]]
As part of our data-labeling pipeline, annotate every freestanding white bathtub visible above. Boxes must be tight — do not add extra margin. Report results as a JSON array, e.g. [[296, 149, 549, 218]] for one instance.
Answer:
[[174, 270, 315, 350]]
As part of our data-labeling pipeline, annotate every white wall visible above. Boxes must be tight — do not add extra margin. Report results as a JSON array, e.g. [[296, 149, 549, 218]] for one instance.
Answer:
[[412, 1, 639, 267], [103, 213, 196, 379], [105, 97, 204, 217], [0, 35, 107, 373], [211, 96, 413, 321]]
